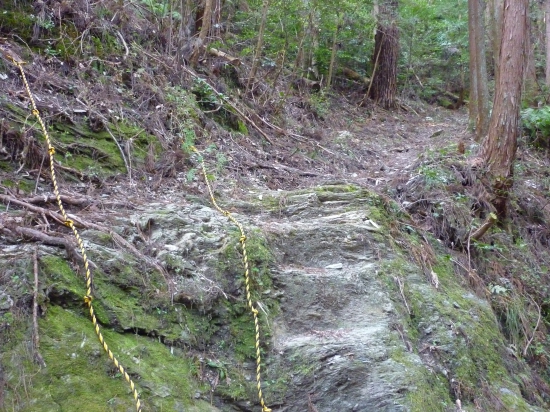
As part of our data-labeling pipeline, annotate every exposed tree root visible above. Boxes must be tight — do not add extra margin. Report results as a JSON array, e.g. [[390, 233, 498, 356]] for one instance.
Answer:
[[0, 193, 170, 292]]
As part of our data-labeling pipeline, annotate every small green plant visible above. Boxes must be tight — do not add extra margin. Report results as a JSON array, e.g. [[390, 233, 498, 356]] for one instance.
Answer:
[[139, 0, 181, 19], [418, 164, 450, 187], [521, 106, 550, 148], [192, 77, 222, 110]]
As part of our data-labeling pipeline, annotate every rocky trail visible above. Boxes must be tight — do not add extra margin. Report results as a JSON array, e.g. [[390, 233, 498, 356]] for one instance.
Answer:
[[2, 74, 547, 411]]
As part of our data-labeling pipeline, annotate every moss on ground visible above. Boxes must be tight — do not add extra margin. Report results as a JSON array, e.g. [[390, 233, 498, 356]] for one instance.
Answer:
[[0, 211, 280, 411], [1, 305, 215, 411], [1, 96, 159, 179]]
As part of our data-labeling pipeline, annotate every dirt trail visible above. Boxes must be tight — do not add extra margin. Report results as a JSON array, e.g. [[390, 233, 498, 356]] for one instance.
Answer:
[[204, 103, 472, 200]]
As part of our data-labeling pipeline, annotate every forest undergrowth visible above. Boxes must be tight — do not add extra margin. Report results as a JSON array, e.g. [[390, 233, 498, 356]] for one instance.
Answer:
[[2, 0, 550, 409]]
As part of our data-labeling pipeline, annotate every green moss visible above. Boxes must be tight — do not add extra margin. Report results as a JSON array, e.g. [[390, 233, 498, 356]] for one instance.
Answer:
[[408, 370, 453, 411], [2, 97, 159, 178], [1, 306, 214, 411], [40, 255, 85, 304], [0, 6, 35, 43], [215, 362, 257, 402], [0, 176, 35, 192], [236, 119, 248, 135]]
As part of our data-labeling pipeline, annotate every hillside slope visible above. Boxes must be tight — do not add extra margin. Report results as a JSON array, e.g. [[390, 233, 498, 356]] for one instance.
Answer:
[[2, 2, 550, 411]]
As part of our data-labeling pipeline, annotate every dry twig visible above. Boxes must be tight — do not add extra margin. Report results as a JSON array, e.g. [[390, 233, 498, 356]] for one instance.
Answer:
[[394, 276, 411, 315], [32, 248, 46, 367], [523, 293, 542, 357]]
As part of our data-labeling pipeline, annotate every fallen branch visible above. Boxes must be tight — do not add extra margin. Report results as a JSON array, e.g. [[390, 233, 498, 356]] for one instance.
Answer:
[[115, 30, 129, 59], [469, 213, 497, 242], [340, 67, 370, 84], [1, 223, 85, 266], [0, 194, 66, 225], [523, 294, 542, 357], [24, 194, 93, 207], [207, 47, 240, 65], [0, 194, 168, 288], [2, 191, 133, 212], [105, 125, 131, 180], [244, 160, 323, 177]]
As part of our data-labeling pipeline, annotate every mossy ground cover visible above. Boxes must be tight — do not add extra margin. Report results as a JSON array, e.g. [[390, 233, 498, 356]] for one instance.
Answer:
[[374, 200, 541, 410], [0, 209, 279, 410], [0, 251, 220, 411], [1, 305, 214, 411]]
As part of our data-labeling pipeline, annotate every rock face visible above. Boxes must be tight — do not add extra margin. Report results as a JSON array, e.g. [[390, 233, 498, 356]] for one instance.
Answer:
[[0, 184, 544, 411]]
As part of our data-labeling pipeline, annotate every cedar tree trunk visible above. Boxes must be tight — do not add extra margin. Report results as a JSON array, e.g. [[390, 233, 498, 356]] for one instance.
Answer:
[[480, 0, 528, 219], [369, 0, 399, 109], [468, 0, 490, 140]]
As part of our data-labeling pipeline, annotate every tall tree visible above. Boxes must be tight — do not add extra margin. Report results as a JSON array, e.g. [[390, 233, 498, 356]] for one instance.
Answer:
[[546, 0, 550, 86], [247, 0, 270, 91], [468, 0, 490, 140], [368, 0, 399, 109], [480, 0, 528, 219], [190, 0, 214, 65]]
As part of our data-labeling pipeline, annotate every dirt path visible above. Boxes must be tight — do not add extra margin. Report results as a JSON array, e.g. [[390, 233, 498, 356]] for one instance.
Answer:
[[202, 103, 472, 199]]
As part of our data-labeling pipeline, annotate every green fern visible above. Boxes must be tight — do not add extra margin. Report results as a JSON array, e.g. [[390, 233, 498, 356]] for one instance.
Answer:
[[521, 106, 550, 148]]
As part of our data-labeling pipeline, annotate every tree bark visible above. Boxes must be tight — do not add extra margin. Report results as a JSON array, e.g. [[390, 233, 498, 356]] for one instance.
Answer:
[[546, 0, 550, 86], [190, 0, 214, 65], [488, 0, 503, 81], [368, 0, 399, 109], [480, 0, 528, 219], [468, 0, 490, 140], [247, 0, 270, 91]]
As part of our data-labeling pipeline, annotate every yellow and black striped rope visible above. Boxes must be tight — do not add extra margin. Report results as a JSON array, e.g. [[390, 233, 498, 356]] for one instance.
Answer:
[[9, 54, 142, 412], [192, 146, 271, 412]]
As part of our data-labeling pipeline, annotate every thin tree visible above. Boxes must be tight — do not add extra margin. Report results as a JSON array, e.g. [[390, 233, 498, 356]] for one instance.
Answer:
[[327, 13, 342, 88], [368, 0, 399, 109], [190, 0, 214, 65], [247, 0, 270, 91], [546, 0, 550, 86], [468, 0, 490, 140], [480, 0, 528, 219]]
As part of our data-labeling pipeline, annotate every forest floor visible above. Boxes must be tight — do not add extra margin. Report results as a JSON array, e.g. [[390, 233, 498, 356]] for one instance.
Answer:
[[117, 97, 472, 208]]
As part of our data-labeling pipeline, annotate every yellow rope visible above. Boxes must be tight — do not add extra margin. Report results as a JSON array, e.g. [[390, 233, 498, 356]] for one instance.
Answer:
[[192, 146, 271, 412], [8, 54, 142, 412]]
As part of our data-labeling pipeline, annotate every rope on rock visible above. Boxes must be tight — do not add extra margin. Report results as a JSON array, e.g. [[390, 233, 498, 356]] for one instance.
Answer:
[[192, 145, 271, 412], [8, 54, 142, 412]]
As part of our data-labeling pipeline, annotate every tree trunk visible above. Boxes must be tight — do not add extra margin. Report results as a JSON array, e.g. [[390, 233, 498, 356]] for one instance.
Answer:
[[190, 0, 214, 65], [546, 0, 550, 86], [480, 0, 528, 219], [488, 0, 503, 81], [327, 14, 341, 88], [468, 0, 490, 140], [246, 0, 270, 91], [524, 10, 538, 104], [368, 0, 399, 109]]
